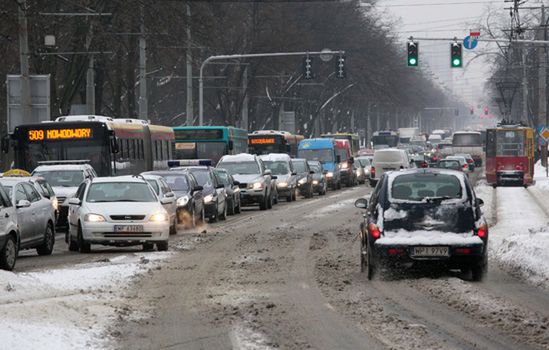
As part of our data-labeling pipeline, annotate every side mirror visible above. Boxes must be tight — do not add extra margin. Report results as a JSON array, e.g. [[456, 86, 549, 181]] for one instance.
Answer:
[[309, 170, 315, 174], [233, 180, 240, 186], [216, 184, 225, 189], [165, 192, 175, 198], [194, 186, 204, 192], [476, 198, 484, 207], [68, 198, 81, 206], [322, 170, 328, 175], [291, 171, 297, 176], [16, 199, 31, 208], [354, 198, 368, 209], [271, 175, 278, 180], [160, 197, 173, 205]]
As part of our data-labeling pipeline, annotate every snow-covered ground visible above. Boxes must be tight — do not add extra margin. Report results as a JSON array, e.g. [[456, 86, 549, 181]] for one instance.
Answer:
[[0, 252, 171, 349], [475, 161, 549, 288]]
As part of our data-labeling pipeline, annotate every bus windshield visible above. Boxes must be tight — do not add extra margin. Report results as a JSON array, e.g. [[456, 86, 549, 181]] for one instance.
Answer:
[[372, 135, 398, 148], [33, 170, 84, 187], [298, 149, 334, 163], [174, 142, 227, 164], [453, 133, 482, 147]]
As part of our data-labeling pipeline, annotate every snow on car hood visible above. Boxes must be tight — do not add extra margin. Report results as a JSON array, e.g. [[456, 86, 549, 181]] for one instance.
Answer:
[[52, 186, 78, 198], [275, 174, 291, 183], [376, 229, 483, 246], [232, 174, 263, 184], [84, 202, 164, 217]]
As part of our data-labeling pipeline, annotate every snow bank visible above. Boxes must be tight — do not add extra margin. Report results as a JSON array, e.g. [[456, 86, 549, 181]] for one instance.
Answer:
[[0, 252, 171, 349], [376, 229, 482, 246]]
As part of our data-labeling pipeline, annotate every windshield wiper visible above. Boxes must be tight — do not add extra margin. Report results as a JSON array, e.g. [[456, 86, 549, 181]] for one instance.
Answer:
[[423, 196, 453, 203], [117, 199, 142, 202]]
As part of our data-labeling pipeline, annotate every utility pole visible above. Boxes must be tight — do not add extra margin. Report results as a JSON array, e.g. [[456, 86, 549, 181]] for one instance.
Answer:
[[241, 66, 249, 131], [18, 0, 31, 124], [185, 2, 193, 125], [539, 5, 548, 171], [366, 103, 372, 147], [138, 4, 148, 120]]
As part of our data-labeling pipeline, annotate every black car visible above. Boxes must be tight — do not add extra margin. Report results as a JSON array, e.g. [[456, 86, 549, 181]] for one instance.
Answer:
[[355, 168, 488, 281], [213, 168, 241, 215], [142, 171, 205, 228], [171, 166, 227, 223], [291, 158, 314, 198], [307, 160, 327, 195]]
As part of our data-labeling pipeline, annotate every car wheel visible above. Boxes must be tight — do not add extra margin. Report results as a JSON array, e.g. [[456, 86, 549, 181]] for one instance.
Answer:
[[228, 199, 235, 216], [267, 192, 273, 209], [0, 234, 17, 271], [36, 223, 55, 256], [292, 189, 297, 201], [142, 243, 155, 251], [259, 193, 268, 210], [235, 201, 241, 214], [157, 240, 169, 251], [220, 201, 227, 221], [68, 225, 79, 252], [190, 209, 196, 228], [209, 206, 218, 223], [77, 224, 91, 253], [367, 242, 376, 280], [360, 240, 367, 273], [337, 181, 342, 190], [273, 191, 279, 205], [471, 254, 488, 282], [169, 219, 177, 235]]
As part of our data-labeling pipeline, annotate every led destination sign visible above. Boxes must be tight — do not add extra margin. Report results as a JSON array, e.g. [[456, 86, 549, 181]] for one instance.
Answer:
[[28, 128, 93, 141], [249, 137, 276, 145]]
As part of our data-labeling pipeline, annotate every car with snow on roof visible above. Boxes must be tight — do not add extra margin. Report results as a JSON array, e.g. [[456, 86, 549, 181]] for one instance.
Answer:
[[67, 175, 172, 252], [259, 153, 298, 202], [355, 168, 488, 281]]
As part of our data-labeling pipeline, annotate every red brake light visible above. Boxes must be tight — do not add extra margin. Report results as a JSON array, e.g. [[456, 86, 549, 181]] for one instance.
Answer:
[[370, 166, 376, 177], [467, 159, 474, 164], [368, 223, 381, 239], [455, 248, 471, 255], [388, 248, 405, 255], [432, 156, 438, 162], [515, 164, 524, 171], [462, 164, 468, 169], [477, 225, 487, 238]]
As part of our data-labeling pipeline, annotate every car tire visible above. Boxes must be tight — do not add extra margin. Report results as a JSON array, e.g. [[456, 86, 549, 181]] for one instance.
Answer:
[[169, 219, 177, 235], [210, 204, 219, 223], [0, 234, 17, 271], [360, 240, 367, 273], [77, 224, 91, 253], [228, 199, 235, 216], [267, 192, 273, 209], [292, 189, 297, 201], [471, 254, 488, 282], [367, 242, 376, 280], [259, 193, 268, 210], [36, 223, 55, 256], [235, 201, 241, 214], [142, 243, 155, 251], [273, 191, 279, 205], [220, 201, 227, 221], [337, 181, 342, 190], [157, 241, 169, 251]]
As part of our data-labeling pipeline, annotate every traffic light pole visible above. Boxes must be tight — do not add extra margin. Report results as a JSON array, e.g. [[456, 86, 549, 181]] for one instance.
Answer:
[[198, 50, 345, 126]]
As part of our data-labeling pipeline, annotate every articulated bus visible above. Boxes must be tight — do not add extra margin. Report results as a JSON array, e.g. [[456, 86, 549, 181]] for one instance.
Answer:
[[320, 133, 359, 156], [485, 123, 535, 187], [172, 126, 248, 165], [248, 130, 304, 157], [5, 115, 174, 176]]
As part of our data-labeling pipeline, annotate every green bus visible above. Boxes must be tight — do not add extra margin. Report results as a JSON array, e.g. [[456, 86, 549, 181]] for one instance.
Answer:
[[172, 126, 248, 164]]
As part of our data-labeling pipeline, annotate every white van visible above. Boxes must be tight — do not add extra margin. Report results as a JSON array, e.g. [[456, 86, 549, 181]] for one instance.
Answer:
[[369, 149, 411, 187]]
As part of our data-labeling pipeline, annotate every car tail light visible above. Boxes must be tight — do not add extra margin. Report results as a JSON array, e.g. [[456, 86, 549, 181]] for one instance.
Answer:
[[421, 161, 428, 168], [455, 248, 471, 255], [370, 166, 375, 178], [467, 159, 474, 164], [477, 224, 488, 239], [462, 164, 469, 170], [515, 163, 524, 171], [368, 223, 381, 239], [431, 156, 438, 162], [388, 248, 405, 255]]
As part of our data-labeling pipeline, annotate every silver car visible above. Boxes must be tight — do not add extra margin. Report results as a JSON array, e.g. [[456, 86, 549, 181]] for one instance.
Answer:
[[0, 177, 57, 258], [142, 174, 177, 235], [68, 176, 171, 252], [0, 183, 20, 271]]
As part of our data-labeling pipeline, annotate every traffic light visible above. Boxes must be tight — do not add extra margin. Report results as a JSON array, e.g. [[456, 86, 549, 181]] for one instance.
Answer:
[[407, 41, 419, 67], [484, 106, 489, 115], [303, 55, 313, 80], [450, 42, 462, 68], [336, 55, 346, 79]]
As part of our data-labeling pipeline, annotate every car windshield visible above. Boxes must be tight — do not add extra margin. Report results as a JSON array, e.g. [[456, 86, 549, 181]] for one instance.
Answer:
[[357, 157, 371, 166], [437, 160, 460, 169], [187, 169, 213, 187], [308, 163, 322, 173], [33, 170, 84, 187], [374, 151, 402, 163], [217, 161, 260, 175], [292, 161, 307, 173], [298, 149, 334, 163], [86, 182, 156, 203], [162, 175, 189, 191], [146, 179, 160, 195], [263, 161, 290, 175]]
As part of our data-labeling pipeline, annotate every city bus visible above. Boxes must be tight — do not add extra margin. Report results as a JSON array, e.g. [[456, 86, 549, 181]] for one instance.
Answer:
[[4, 115, 174, 176], [248, 130, 304, 157], [320, 133, 360, 156], [485, 123, 534, 187], [172, 126, 248, 165], [371, 130, 399, 149]]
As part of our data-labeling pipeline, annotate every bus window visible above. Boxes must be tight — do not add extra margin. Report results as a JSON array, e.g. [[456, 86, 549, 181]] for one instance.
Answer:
[[496, 130, 524, 156]]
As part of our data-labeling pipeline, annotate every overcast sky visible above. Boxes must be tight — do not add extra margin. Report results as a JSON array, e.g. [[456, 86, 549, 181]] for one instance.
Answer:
[[374, 0, 512, 106]]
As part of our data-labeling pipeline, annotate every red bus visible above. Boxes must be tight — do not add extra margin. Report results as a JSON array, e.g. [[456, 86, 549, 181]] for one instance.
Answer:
[[485, 123, 534, 187]]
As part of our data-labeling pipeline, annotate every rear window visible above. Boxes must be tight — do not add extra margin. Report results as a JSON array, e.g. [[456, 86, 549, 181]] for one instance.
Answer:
[[453, 133, 481, 147], [374, 151, 403, 163], [391, 173, 462, 201]]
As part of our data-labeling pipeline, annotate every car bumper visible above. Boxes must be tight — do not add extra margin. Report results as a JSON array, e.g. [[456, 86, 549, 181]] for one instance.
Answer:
[[81, 221, 169, 244], [239, 189, 265, 205], [373, 243, 485, 265], [204, 202, 218, 217], [497, 170, 524, 183], [276, 186, 293, 197]]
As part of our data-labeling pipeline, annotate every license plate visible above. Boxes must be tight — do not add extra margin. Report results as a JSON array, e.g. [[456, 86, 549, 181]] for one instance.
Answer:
[[114, 225, 144, 233], [412, 246, 449, 257]]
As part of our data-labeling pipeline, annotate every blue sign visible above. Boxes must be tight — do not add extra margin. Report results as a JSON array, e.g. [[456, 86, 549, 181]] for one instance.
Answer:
[[463, 36, 478, 50]]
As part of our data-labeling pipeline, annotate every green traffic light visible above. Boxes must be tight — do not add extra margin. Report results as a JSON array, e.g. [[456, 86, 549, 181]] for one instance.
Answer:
[[408, 58, 417, 66], [452, 58, 461, 67]]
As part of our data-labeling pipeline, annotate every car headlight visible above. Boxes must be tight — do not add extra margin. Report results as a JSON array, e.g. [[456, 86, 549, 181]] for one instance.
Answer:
[[312, 180, 319, 185], [204, 194, 214, 203], [52, 197, 59, 210], [252, 182, 263, 190], [356, 169, 361, 176], [177, 196, 190, 206], [326, 172, 334, 178], [298, 178, 307, 185], [150, 212, 168, 222], [84, 213, 106, 222], [277, 181, 288, 188], [341, 163, 349, 170]]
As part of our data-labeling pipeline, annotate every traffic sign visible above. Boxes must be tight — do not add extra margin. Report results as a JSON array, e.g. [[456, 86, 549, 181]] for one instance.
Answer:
[[539, 126, 549, 143], [463, 35, 478, 50]]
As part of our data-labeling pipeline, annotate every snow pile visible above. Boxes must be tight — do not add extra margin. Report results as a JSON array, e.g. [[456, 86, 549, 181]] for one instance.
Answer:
[[0, 252, 171, 350], [476, 180, 549, 288], [376, 229, 482, 246], [534, 160, 549, 191]]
